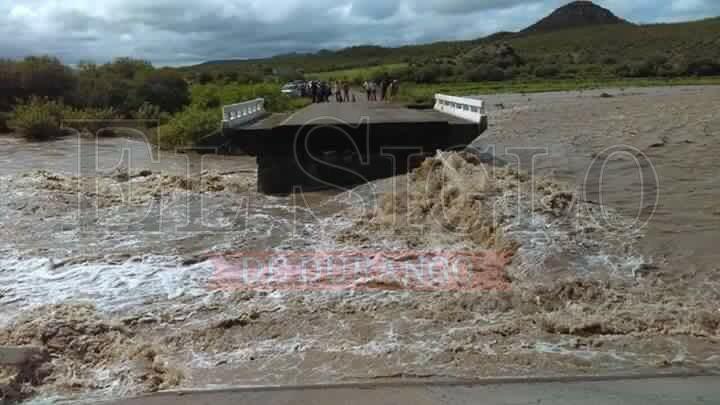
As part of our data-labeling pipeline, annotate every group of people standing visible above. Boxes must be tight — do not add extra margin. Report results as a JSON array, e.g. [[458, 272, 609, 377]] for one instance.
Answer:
[[363, 79, 399, 102], [304, 78, 400, 103], [307, 80, 354, 103]]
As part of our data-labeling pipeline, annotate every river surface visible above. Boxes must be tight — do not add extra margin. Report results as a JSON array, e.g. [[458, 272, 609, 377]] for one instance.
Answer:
[[1, 85, 719, 403]]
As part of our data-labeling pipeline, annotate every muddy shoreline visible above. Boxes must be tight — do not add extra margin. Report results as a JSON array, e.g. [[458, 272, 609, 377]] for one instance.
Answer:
[[1, 85, 719, 403]]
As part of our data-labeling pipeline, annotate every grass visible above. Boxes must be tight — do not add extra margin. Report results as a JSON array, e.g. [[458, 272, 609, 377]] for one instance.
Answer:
[[306, 64, 408, 83], [395, 76, 720, 103]]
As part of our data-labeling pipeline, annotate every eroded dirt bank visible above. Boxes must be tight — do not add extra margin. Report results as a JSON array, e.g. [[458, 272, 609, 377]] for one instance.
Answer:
[[1, 85, 720, 403]]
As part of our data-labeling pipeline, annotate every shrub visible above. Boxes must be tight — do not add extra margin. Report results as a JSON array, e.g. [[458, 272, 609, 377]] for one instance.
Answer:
[[413, 64, 453, 83], [264, 93, 309, 112], [601, 56, 618, 65], [657, 61, 687, 77], [534, 64, 560, 78], [8, 97, 65, 140], [461, 43, 522, 68], [624, 60, 657, 77], [156, 106, 219, 148], [135, 102, 164, 126], [562, 65, 580, 75], [686, 58, 720, 76], [464, 64, 506, 82], [63, 107, 120, 136], [615, 63, 632, 77], [0, 112, 10, 133]]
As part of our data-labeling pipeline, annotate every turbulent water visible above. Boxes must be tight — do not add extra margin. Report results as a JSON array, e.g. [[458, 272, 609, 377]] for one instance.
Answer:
[[0, 136, 346, 318], [2, 86, 719, 404]]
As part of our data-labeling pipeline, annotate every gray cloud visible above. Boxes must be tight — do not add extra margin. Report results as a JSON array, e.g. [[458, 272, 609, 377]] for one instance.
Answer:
[[0, 0, 718, 66]]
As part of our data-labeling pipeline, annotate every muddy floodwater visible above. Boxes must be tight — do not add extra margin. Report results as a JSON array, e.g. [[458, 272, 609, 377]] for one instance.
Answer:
[[1, 85, 719, 403]]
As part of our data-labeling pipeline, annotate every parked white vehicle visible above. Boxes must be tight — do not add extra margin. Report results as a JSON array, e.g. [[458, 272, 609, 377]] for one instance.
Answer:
[[281, 83, 302, 97]]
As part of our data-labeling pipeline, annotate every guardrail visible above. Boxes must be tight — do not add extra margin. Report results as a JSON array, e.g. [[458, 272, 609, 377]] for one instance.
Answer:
[[434, 94, 486, 124], [222, 98, 265, 128]]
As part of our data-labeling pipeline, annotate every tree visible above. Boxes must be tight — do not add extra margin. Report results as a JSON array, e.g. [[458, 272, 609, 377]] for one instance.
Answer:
[[103, 57, 153, 80], [414, 64, 452, 83], [464, 64, 506, 82], [136, 69, 190, 114], [18, 56, 76, 100], [534, 64, 560, 78], [197, 71, 214, 84], [0, 59, 22, 110], [70, 62, 113, 108]]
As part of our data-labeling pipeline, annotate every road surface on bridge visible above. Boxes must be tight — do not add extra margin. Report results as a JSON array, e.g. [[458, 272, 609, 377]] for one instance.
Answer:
[[278, 101, 472, 127]]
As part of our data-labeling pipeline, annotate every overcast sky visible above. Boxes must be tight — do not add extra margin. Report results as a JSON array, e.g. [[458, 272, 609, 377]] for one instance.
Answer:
[[1, 0, 719, 66]]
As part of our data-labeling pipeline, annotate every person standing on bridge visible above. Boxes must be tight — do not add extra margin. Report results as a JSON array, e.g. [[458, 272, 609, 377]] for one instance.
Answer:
[[334, 81, 342, 103], [342, 81, 351, 103], [390, 80, 400, 102], [325, 82, 332, 102], [310, 82, 318, 103]]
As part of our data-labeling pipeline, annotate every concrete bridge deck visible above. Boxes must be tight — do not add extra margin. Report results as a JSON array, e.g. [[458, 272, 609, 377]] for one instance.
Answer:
[[279, 101, 475, 126], [222, 95, 487, 194]]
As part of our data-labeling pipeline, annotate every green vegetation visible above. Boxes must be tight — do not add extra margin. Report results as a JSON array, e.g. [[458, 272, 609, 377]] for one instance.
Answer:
[[8, 97, 66, 140], [395, 76, 720, 104], [7, 97, 124, 140], [183, 17, 720, 86], [2, 5, 719, 145], [63, 106, 121, 136], [189, 82, 309, 113], [0, 56, 308, 148], [0, 56, 188, 139], [156, 106, 219, 148], [306, 64, 408, 83], [154, 82, 310, 148]]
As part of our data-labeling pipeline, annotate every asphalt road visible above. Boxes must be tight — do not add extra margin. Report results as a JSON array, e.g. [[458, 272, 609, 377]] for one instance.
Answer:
[[279, 99, 467, 126], [105, 375, 720, 405]]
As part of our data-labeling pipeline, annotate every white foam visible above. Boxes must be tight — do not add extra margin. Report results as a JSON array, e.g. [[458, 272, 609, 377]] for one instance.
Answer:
[[0, 255, 214, 323]]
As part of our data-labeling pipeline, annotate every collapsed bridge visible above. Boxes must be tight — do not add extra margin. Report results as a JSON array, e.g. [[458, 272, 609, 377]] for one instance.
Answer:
[[220, 94, 488, 194]]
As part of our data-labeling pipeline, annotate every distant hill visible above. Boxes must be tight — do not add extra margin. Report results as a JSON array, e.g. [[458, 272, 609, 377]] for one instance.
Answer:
[[522, 1, 630, 33], [183, 2, 719, 78]]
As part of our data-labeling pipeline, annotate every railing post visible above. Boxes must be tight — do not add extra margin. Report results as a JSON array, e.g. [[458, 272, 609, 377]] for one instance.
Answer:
[[222, 98, 266, 128], [434, 94, 485, 124]]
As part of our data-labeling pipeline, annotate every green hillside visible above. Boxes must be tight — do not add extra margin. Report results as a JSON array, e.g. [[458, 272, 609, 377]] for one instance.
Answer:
[[182, 15, 720, 85], [509, 17, 720, 64]]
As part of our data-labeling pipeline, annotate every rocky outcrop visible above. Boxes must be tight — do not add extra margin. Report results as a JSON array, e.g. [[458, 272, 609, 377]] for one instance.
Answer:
[[522, 1, 630, 33]]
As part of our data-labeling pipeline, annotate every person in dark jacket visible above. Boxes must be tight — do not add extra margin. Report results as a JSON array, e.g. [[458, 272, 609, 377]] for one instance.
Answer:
[[380, 79, 389, 102], [311, 82, 318, 103]]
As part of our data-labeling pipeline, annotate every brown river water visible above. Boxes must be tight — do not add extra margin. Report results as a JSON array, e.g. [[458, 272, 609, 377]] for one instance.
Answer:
[[1, 86, 719, 403]]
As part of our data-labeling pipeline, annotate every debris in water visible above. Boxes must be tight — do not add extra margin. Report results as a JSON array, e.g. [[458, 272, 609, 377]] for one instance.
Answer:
[[0, 304, 183, 402]]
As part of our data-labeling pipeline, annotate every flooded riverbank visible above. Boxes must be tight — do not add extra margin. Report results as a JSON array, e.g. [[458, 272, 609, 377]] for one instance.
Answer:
[[1, 85, 719, 403]]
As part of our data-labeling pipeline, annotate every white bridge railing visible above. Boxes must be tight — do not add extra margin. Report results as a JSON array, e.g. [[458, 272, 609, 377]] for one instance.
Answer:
[[222, 98, 265, 128], [434, 94, 486, 124]]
